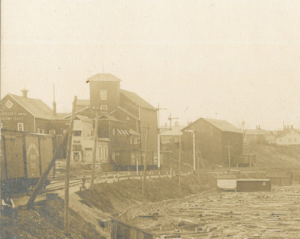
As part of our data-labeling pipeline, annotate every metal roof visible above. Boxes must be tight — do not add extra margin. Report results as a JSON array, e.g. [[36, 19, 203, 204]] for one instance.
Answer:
[[182, 118, 243, 134], [7, 94, 66, 120], [245, 129, 266, 135], [120, 89, 156, 110], [86, 73, 122, 82]]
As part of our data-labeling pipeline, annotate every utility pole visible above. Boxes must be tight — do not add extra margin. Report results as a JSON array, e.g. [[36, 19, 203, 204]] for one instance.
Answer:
[[225, 145, 231, 169], [142, 126, 150, 199], [90, 110, 99, 191], [168, 112, 179, 130], [64, 96, 77, 235], [178, 136, 181, 193], [157, 103, 167, 170], [185, 130, 196, 171]]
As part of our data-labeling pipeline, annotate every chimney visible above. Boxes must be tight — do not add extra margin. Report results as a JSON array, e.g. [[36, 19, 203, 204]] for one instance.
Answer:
[[53, 101, 57, 116], [21, 89, 28, 98], [53, 84, 56, 116]]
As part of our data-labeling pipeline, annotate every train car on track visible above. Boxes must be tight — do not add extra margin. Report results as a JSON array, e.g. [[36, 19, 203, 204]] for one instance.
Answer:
[[1, 129, 55, 200]]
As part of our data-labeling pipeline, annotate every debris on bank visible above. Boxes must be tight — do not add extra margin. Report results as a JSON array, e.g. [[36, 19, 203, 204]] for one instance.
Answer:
[[0, 197, 103, 239]]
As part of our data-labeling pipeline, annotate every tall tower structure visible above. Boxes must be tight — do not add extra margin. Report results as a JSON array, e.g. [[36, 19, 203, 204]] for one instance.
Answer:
[[87, 73, 121, 113]]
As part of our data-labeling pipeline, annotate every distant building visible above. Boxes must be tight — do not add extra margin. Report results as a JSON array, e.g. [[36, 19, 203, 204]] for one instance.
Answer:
[[181, 118, 243, 166], [159, 122, 185, 146], [275, 126, 300, 145], [1, 89, 68, 135], [244, 126, 266, 144], [65, 73, 158, 169]]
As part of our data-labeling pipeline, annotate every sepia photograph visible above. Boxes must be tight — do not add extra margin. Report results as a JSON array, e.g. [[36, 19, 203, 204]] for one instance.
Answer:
[[1, 0, 300, 238]]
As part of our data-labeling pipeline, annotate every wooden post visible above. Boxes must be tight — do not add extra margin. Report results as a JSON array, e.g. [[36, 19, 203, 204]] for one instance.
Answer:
[[142, 126, 149, 199], [226, 146, 231, 169], [178, 136, 181, 192], [64, 96, 77, 235], [26, 128, 70, 210], [90, 110, 99, 191]]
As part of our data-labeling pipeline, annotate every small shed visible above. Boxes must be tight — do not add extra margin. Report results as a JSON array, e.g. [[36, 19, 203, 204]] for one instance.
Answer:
[[236, 179, 271, 192], [266, 171, 292, 186]]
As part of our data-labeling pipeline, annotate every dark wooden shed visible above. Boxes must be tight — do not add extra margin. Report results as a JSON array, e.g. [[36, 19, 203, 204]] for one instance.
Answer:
[[266, 171, 293, 186], [182, 118, 243, 166]]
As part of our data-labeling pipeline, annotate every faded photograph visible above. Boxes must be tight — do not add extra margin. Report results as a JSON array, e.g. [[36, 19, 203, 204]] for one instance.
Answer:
[[1, 0, 300, 238]]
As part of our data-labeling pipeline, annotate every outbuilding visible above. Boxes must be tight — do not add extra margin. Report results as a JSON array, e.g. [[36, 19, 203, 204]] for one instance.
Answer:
[[182, 118, 243, 166]]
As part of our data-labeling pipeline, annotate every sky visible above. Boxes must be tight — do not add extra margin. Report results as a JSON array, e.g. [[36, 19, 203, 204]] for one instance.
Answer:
[[1, 0, 300, 130]]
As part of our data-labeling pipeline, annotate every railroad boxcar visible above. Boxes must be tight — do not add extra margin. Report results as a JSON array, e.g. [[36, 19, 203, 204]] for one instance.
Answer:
[[1, 129, 55, 199]]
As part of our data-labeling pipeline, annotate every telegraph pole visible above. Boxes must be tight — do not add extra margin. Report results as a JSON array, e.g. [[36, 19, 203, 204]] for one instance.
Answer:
[[168, 112, 179, 130], [90, 110, 99, 191], [225, 145, 231, 169], [157, 103, 167, 169], [64, 96, 77, 235], [178, 136, 182, 193], [142, 126, 150, 199]]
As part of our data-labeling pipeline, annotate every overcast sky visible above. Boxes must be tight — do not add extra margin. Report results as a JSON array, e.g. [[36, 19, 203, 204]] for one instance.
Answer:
[[2, 0, 300, 130]]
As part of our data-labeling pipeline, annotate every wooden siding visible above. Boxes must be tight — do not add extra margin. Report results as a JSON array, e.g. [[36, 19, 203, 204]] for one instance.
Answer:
[[89, 81, 120, 113], [1, 95, 35, 132]]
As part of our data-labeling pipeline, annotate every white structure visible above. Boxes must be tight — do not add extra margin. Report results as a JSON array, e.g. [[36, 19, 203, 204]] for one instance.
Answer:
[[276, 127, 300, 145], [72, 115, 109, 163]]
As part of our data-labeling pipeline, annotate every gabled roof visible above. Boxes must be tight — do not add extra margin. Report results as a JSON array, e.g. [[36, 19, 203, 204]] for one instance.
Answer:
[[245, 129, 266, 135], [7, 94, 66, 120], [160, 125, 185, 136], [276, 128, 300, 138], [117, 106, 140, 121], [63, 107, 91, 119], [120, 89, 156, 111], [74, 115, 92, 122], [98, 114, 126, 123], [86, 73, 122, 83], [182, 118, 243, 134]]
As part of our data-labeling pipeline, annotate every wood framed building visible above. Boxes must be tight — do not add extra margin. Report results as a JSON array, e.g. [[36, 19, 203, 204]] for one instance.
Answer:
[[181, 118, 243, 166]]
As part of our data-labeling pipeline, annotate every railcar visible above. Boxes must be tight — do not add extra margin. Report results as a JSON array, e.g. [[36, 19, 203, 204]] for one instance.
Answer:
[[1, 129, 55, 200]]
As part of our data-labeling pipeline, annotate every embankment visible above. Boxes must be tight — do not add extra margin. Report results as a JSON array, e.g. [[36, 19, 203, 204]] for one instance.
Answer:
[[77, 173, 217, 216]]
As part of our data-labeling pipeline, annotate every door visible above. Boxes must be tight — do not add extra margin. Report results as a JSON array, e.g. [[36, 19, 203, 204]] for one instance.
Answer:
[[26, 135, 40, 178], [73, 151, 82, 162], [85, 148, 93, 163]]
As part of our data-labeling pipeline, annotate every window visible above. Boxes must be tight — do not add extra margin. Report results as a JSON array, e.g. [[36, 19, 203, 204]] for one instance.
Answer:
[[73, 152, 81, 162], [100, 90, 107, 100], [130, 136, 134, 144], [41, 129, 45, 134], [134, 137, 138, 144], [18, 123, 24, 131], [73, 131, 82, 136]]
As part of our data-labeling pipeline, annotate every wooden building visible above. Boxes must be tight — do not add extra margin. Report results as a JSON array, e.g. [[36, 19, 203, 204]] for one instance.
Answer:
[[266, 171, 293, 186], [275, 126, 300, 145], [1, 90, 68, 135], [182, 118, 243, 166], [244, 126, 266, 144]]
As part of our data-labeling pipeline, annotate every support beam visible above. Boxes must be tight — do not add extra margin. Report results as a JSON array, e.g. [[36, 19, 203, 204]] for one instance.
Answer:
[[64, 96, 77, 235], [26, 128, 70, 210], [90, 110, 99, 191], [157, 134, 160, 168]]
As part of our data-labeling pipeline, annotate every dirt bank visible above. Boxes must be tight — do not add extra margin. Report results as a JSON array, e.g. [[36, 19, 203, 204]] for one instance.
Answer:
[[0, 198, 103, 239], [244, 144, 300, 168], [77, 173, 217, 215]]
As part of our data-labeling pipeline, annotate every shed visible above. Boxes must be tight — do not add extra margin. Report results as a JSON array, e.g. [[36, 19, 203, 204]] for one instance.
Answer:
[[181, 118, 243, 165], [266, 171, 292, 186]]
